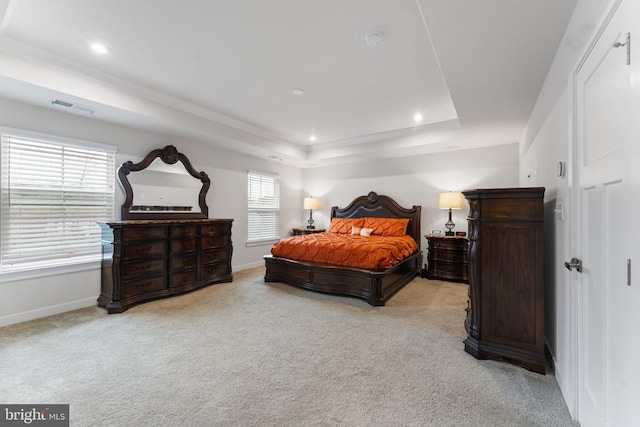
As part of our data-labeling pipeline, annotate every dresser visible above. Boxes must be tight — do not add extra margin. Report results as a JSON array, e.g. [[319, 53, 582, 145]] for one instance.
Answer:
[[98, 219, 233, 313], [424, 235, 468, 283], [462, 187, 545, 373]]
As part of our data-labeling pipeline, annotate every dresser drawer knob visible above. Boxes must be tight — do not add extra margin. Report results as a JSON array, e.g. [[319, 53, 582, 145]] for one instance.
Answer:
[[137, 281, 151, 290], [136, 263, 152, 272], [136, 246, 152, 255]]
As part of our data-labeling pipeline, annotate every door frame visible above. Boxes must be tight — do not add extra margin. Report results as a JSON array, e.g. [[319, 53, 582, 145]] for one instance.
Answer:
[[568, 0, 624, 421]]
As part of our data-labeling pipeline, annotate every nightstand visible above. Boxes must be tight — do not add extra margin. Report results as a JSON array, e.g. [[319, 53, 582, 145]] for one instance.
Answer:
[[291, 228, 326, 236], [423, 234, 468, 283]]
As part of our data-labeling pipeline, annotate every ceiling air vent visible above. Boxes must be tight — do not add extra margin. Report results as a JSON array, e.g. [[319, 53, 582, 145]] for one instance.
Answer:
[[51, 99, 95, 116]]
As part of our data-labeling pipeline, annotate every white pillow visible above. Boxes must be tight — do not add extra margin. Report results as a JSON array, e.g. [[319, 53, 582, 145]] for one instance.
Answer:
[[360, 227, 373, 236], [352, 226, 373, 237]]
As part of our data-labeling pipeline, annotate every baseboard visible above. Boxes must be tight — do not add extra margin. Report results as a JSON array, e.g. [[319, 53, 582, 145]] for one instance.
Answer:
[[233, 261, 264, 271], [545, 340, 576, 420], [0, 297, 97, 328]]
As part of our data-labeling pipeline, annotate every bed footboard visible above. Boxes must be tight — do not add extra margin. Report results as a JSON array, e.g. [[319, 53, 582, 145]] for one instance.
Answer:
[[264, 251, 422, 306]]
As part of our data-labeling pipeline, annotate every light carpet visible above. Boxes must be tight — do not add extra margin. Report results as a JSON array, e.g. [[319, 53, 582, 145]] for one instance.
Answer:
[[0, 267, 576, 426]]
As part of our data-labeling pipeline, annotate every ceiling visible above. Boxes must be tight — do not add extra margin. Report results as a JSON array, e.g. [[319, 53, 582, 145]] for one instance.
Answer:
[[0, 0, 577, 167]]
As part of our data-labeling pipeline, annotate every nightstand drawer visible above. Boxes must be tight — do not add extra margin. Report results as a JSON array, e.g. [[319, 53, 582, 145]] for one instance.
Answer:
[[434, 250, 467, 263], [433, 261, 468, 276], [432, 239, 467, 251]]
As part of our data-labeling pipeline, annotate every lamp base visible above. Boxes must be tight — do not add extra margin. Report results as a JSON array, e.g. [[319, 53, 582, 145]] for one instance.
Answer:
[[306, 225, 315, 230], [444, 208, 455, 237]]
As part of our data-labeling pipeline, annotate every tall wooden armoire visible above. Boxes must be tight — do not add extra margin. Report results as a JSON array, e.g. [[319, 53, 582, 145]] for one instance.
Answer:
[[462, 187, 546, 373]]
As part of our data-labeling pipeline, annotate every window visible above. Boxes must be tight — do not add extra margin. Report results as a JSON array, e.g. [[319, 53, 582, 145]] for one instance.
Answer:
[[0, 131, 115, 272], [247, 170, 280, 243]]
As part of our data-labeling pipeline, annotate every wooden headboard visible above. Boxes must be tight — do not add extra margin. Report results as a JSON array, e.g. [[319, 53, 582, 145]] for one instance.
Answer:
[[330, 191, 421, 249]]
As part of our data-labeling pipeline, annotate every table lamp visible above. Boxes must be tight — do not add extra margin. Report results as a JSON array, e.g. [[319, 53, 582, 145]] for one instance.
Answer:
[[303, 197, 320, 229], [439, 192, 463, 236]]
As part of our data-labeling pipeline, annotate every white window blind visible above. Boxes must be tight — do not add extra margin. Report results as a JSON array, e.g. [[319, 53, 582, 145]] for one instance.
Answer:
[[0, 133, 115, 272], [247, 170, 280, 242]]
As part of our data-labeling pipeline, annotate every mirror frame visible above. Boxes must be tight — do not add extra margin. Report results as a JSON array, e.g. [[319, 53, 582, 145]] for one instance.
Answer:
[[118, 145, 210, 220]]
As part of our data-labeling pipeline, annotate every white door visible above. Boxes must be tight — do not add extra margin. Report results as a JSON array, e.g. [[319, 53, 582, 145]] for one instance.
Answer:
[[572, 0, 639, 425]]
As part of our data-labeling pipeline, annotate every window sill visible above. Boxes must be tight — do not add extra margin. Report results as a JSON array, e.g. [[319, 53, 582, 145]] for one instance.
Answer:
[[246, 238, 280, 248], [0, 258, 101, 284]]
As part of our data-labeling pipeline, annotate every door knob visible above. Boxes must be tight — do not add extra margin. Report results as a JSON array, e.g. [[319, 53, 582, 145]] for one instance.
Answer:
[[564, 258, 583, 273]]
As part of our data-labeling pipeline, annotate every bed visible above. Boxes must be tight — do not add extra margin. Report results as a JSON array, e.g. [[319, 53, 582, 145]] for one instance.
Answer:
[[264, 191, 422, 306]]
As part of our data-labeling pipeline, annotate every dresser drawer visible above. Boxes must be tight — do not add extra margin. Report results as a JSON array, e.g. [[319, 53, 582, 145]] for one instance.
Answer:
[[123, 258, 165, 277], [170, 238, 197, 253], [201, 223, 231, 234], [123, 241, 166, 259], [170, 225, 197, 238], [201, 263, 230, 279], [123, 274, 166, 297], [123, 227, 167, 240], [170, 269, 197, 287], [170, 253, 197, 270], [200, 235, 229, 250], [201, 248, 229, 265]]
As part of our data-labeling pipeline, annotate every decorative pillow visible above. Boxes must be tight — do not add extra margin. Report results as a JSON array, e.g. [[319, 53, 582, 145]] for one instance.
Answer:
[[363, 217, 410, 237], [351, 226, 374, 237], [328, 217, 365, 234]]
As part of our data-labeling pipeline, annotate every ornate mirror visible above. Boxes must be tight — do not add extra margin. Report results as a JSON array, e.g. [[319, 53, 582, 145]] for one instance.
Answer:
[[118, 145, 210, 220]]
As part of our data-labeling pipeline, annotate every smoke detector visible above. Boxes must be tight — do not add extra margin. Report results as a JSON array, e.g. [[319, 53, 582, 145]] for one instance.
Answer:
[[51, 99, 95, 116], [365, 32, 383, 47]]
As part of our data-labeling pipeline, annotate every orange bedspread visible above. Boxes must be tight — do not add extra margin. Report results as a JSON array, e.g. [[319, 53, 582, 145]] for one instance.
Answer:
[[270, 232, 418, 270]]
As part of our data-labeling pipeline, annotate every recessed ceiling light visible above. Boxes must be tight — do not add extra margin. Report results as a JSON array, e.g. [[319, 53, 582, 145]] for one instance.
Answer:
[[292, 88, 304, 95], [309, 135, 317, 141], [90, 42, 108, 55], [413, 113, 423, 123], [365, 32, 383, 47]]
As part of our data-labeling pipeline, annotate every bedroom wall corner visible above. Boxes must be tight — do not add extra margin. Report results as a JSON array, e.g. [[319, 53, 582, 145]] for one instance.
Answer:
[[302, 144, 519, 253], [0, 96, 304, 326]]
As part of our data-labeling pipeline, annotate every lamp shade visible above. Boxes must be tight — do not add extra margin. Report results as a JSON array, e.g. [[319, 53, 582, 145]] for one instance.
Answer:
[[439, 192, 463, 210], [303, 197, 320, 210]]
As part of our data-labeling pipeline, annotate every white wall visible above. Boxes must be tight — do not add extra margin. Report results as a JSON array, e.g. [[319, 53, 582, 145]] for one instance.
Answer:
[[303, 143, 519, 253], [519, 88, 573, 407], [0, 97, 302, 327]]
